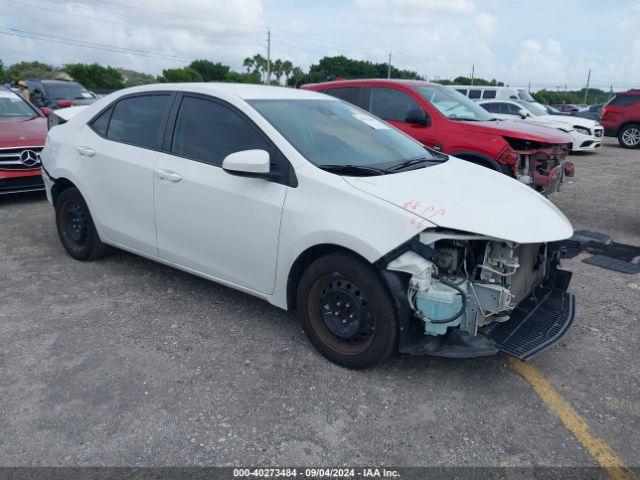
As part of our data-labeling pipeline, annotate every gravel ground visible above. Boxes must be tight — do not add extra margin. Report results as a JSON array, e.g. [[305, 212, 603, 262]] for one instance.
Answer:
[[0, 138, 638, 469]]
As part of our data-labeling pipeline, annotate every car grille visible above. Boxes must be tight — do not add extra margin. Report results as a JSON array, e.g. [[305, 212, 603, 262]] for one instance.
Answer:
[[0, 146, 43, 170]]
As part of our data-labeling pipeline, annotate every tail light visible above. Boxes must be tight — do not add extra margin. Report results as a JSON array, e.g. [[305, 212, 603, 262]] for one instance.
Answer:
[[57, 100, 74, 108]]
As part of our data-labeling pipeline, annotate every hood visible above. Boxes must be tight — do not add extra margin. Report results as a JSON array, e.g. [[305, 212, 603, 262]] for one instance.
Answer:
[[344, 157, 573, 244], [459, 119, 573, 144], [0, 116, 47, 147], [536, 114, 599, 128]]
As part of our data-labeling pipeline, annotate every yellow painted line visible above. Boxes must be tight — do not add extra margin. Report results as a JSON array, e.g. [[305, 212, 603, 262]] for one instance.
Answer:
[[509, 358, 640, 480]]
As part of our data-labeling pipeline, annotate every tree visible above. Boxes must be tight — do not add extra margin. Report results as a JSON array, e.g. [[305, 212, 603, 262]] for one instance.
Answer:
[[189, 59, 230, 82], [272, 59, 283, 84], [65, 63, 125, 90], [282, 60, 293, 84], [252, 54, 267, 81], [243, 57, 255, 73], [157, 67, 203, 83], [0, 59, 5, 83], [225, 70, 261, 84], [287, 66, 306, 87], [119, 69, 156, 87], [6, 61, 55, 81]]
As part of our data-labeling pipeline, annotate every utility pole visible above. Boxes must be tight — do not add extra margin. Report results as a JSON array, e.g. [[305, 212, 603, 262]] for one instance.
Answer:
[[584, 68, 591, 104], [387, 52, 392, 79], [266, 29, 271, 85], [528, 81, 531, 93], [470, 64, 475, 86]]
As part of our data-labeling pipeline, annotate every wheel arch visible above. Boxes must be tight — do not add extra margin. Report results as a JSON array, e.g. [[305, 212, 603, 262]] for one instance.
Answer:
[[451, 150, 502, 171], [286, 243, 372, 313], [51, 177, 77, 204]]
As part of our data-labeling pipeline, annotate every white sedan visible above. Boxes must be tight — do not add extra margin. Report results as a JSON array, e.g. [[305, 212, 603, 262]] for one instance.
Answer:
[[478, 99, 604, 152], [41, 83, 575, 368]]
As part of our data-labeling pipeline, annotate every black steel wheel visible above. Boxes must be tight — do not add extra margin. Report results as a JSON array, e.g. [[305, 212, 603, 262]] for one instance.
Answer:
[[296, 252, 397, 368], [55, 187, 110, 261]]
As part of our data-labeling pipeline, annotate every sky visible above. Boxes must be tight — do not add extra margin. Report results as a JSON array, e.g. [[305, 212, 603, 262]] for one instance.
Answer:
[[1, 0, 639, 90]]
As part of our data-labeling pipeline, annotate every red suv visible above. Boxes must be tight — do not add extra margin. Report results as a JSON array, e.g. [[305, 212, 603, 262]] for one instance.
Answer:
[[302, 79, 574, 194], [600, 89, 640, 149], [0, 87, 48, 194]]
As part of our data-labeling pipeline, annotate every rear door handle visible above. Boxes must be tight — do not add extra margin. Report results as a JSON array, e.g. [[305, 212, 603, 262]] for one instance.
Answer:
[[155, 169, 183, 183], [77, 146, 95, 157]]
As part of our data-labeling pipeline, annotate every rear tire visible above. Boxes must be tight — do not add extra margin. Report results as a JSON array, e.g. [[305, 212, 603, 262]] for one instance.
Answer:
[[618, 124, 640, 149], [55, 187, 110, 261], [296, 252, 398, 369]]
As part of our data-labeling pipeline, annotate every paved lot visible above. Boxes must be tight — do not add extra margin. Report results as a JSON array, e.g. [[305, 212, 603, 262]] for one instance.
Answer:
[[0, 138, 638, 469]]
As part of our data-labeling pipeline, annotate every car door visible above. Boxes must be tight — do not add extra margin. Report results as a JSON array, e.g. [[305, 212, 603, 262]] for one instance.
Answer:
[[366, 86, 438, 148], [153, 93, 288, 294], [75, 92, 174, 256]]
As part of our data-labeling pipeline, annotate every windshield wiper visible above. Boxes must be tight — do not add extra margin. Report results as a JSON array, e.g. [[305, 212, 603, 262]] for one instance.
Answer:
[[387, 155, 446, 172], [318, 164, 389, 176]]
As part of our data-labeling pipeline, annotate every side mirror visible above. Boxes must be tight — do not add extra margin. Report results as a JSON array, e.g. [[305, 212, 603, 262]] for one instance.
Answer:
[[517, 109, 529, 119], [40, 107, 53, 117], [222, 149, 270, 176], [405, 108, 429, 126]]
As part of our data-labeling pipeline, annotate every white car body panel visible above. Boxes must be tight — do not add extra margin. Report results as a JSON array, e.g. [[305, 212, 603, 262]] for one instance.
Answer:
[[42, 83, 573, 312], [478, 100, 603, 152], [344, 157, 573, 244]]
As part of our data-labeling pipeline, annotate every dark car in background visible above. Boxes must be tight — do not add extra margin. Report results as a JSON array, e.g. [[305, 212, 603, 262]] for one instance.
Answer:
[[0, 87, 47, 194], [26, 80, 97, 109], [576, 104, 604, 122], [600, 89, 640, 148]]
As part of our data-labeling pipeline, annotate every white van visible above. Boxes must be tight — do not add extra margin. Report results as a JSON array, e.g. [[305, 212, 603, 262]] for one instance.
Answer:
[[451, 86, 535, 102]]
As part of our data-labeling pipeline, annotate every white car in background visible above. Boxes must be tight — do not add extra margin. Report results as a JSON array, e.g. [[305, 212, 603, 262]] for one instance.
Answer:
[[41, 83, 575, 368], [478, 99, 604, 152]]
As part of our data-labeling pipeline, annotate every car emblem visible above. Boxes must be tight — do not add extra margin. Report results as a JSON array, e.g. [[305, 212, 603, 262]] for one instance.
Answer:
[[19, 150, 40, 168]]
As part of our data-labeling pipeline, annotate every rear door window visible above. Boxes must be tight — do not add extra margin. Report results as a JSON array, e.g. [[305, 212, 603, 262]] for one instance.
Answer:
[[107, 94, 172, 149], [481, 102, 503, 114], [369, 87, 421, 122], [482, 90, 496, 99], [468, 89, 482, 99]]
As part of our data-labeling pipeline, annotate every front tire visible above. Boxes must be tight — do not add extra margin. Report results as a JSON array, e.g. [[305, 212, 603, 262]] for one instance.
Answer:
[[55, 187, 110, 261], [296, 252, 398, 369], [618, 124, 640, 149]]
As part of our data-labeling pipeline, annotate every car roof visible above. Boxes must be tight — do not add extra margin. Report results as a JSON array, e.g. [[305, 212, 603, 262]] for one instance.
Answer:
[[303, 78, 438, 89], [112, 82, 331, 101]]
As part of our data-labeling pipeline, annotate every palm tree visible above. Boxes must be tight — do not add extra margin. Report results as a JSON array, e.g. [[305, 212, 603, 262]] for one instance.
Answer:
[[273, 59, 283, 84], [243, 57, 254, 74], [282, 60, 293, 84], [252, 53, 267, 82]]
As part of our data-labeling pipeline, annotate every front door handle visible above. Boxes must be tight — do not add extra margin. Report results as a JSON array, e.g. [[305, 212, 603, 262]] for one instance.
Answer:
[[155, 169, 183, 183], [77, 146, 95, 157]]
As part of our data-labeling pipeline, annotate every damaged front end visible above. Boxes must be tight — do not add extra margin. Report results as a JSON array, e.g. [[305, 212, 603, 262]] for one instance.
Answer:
[[379, 229, 575, 360], [500, 138, 573, 195]]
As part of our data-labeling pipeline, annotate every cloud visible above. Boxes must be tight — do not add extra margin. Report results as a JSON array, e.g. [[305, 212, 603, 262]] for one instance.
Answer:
[[355, 0, 475, 14], [472, 13, 497, 36], [512, 38, 568, 85], [0, 0, 266, 74]]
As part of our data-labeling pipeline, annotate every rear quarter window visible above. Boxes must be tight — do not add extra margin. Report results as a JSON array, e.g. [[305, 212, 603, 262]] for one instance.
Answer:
[[608, 94, 639, 107]]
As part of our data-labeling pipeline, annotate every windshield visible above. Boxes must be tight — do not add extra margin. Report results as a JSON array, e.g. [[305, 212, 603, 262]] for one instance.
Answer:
[[413, 86, 493, 121], [517, 101, 548, 116], [45, 83, 92, 100], [249, 99, 439, 169], [517, 89, 535, 102], [0, 91, 36, 117]]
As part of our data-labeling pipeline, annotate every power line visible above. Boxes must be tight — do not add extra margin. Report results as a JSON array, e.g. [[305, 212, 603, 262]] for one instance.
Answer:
[[0, 27, 191, 62]]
